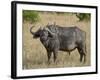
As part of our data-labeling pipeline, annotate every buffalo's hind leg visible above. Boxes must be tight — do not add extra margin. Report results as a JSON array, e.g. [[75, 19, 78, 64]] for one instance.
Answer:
[[78, 48, 83, 62], [81, 43, 86, 63], [82, 47, 86, 63], [77, 47, 86, 63]]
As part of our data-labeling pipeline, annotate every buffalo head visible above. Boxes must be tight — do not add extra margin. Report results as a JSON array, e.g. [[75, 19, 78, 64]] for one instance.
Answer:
[[30, 26, 55, 40]]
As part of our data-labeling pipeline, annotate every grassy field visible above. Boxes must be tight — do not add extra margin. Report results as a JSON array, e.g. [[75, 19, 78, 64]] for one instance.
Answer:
[[22, 12, 91, 69]]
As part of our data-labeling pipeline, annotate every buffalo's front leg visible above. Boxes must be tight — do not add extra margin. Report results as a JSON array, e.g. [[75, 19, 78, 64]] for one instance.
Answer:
[[47, 51, 52, 64], [53, 51, 58, 64]]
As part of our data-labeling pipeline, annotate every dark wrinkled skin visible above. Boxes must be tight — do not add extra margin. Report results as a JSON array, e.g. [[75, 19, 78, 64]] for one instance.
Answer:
[[30, 24, 86, 64]]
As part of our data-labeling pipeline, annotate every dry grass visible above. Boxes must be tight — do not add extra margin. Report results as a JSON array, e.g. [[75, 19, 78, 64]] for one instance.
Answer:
[[22, 12, 91, 69]]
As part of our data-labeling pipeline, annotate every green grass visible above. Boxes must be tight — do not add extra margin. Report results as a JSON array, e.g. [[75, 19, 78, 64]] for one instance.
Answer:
[[75, 13, 91, 21], [23, 10, 40, 23]]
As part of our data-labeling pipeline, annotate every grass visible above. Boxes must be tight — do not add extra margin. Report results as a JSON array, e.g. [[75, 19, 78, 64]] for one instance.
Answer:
[[23, 10, 40, 23], [22, 12, 91, 69]]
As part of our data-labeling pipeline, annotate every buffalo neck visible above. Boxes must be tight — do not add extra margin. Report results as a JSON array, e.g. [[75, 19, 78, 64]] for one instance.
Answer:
[[40, 37, 49, 48]]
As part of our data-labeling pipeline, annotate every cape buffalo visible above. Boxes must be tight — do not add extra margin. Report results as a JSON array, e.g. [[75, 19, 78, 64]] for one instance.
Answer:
[[30, 23, 86, 64]]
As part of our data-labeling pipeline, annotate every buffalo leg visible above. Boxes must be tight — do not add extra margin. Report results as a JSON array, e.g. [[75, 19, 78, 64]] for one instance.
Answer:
[[81, 43, 86, 63], [82, 47, 86, 63], [81, 50, 86, 63], [47, 51, 52, 64], [84, 43, 87, 62], [53, 51, 58, 63], [77, 47, 86, 63], [77, 48, 84, 62]]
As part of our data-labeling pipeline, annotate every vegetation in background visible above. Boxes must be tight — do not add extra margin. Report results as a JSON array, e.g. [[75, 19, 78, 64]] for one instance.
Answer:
[[52, 12, 90, 21], [23, 10, 90, 23], [75, 13, 91, 21], [23, 10, 40, 23]]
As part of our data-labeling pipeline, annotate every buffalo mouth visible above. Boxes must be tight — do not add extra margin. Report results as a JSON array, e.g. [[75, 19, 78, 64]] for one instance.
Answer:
[[33, 36, 39, 38], [33, 34, 40, 38]]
